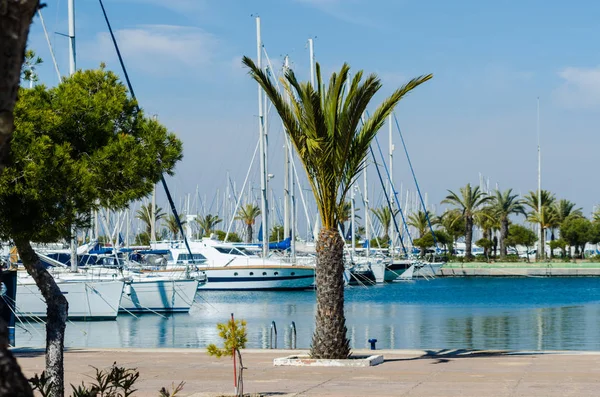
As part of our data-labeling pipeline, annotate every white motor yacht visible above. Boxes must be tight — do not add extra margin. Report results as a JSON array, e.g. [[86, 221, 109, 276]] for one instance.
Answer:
[[152, 238, 315, 291]]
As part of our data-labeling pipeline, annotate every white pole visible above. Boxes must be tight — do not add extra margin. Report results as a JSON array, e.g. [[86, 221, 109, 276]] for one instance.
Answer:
[[308, 38, 315, 87], [351, 186, 356, 259], [68, 0, 77, 271], [388, 114, 394, 259], [151, 185, 156, 243], [68, 0, 76, 74], [256, 17, 268, 257], [283, 56, 291, 240], [364, 166, 370, 260], [126, 208, 130, 248], [537, 97, 543, 260]]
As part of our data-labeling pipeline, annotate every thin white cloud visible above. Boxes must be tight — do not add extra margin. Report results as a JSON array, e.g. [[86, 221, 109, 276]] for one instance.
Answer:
[[555, 66, 600, 109], [89, 25, 218, 75]]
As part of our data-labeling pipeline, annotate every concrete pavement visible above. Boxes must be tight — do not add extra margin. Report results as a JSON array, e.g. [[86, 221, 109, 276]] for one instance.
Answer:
[[13, 348, 600, 396]]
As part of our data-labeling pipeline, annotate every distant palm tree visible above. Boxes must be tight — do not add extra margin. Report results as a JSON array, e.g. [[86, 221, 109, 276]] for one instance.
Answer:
[[235, 204, 261, 243], [371, 206, 397, 238], [163, 214, 186, 240], [136, 203, 166, 236], [442, 184, 492, 259], [593, 209, 600, 224], [196, 214, 222, 237], [243, 56, 431, 359], [338, 201, 360, 238], [524, 190, 556, 259], [491, 189, 526, 259], [438, 209, 465, 253], [475, 206, 500, 258], [552, 199, 582, 235], [407, 210, 436, 238]]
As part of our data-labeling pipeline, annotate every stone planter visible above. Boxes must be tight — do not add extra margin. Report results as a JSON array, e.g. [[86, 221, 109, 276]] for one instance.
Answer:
[[273, 354, 384, 367]]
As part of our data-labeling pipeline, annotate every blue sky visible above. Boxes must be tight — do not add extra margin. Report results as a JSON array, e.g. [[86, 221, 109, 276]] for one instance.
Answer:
[[27, 0, 600, 233]]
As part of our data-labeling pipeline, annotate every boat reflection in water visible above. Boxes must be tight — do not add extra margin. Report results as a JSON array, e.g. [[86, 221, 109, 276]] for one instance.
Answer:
[[15, 278, 600, 351]]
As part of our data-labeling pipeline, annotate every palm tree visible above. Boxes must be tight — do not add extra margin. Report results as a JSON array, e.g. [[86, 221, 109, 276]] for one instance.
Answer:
[[196, 214, 222, 237], [136, 203, 166, 236], [491, 189, 526, 259], [524, 190, 556, 259], [235, 204, 261, 243], [407, 210, 437, 239], [244, 56, 431, 359], [475, 206, 500, 258], [371, 206, 397, 238], [551, 199, 582, 236], [338, 201, 359, 238], [438, 209, 465, 253], [442, 184, 492, 259], [163, 214, 186, 239]]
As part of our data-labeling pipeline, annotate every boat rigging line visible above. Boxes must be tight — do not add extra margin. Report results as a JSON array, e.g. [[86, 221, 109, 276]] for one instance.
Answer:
[[97, 0, 195, 264]]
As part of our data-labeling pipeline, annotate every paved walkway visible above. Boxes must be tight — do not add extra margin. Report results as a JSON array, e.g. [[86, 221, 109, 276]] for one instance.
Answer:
[[13, 348, 600, 396]]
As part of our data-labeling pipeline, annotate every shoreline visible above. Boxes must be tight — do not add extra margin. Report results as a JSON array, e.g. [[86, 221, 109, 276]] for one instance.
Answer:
[[439, 262, 600, 277], [14, 348, 600, 396]]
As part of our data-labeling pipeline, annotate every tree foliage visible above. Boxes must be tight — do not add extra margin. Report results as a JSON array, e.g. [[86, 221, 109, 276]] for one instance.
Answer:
[[0, 67, 183, 243], [506, 224, 537, 250], [136, 204, 166, 237], [196, 214, 222, 237], [207, 318, 248, 358], [560, 215, 592, 258], [442, 183, 491, 259], [243, 56, 432, 359]]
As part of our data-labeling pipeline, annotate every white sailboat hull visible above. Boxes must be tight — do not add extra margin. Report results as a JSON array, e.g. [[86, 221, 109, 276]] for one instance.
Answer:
[[198, 266, 314, 290], [16, 280, 123, 321], [119, 278, 199, 313]]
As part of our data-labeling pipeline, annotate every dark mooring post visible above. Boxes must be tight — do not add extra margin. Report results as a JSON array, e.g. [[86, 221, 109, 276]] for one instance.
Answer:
[[0, 269, 17, 346]]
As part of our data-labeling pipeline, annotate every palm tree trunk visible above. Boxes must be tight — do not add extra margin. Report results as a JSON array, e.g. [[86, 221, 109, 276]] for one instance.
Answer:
[[311, 228, 350, 359], [246, 224, 252, 243], [14, 239, 68, 397], [483, 229, 490, 258], [500, 218, 509, 260], [465, 216, 474, 260]]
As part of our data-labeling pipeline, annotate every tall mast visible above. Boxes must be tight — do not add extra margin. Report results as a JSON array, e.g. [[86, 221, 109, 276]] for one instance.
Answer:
[[388, 114, 394, 260], [364, 166, 370, 260], [68, 0, 76, 74], [283, 56, 291, 240], [256, 17, 268, 256], [151, 184, 156, 243], [351, 187, 356, 259], [537, 97, 543, 260], [69, 0, 77, 271], [308, 38, 315, 87]]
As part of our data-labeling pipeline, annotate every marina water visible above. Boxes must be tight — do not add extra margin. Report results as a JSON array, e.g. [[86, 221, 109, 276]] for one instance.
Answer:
[[16, 277, 600, 351]]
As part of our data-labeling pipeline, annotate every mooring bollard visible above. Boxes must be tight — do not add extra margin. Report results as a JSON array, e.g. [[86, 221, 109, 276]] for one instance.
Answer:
[[290, 321, 297, 349], [368, 338, 378, 350], [270, 321, 278, 349]]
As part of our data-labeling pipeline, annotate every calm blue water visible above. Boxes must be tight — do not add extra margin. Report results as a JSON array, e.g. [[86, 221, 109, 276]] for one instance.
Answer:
[[15, 277, 600, 351]]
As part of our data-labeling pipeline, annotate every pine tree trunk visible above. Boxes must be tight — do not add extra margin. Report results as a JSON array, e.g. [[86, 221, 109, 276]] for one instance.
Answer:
[[465, 216, 473, 260], [500, 218, 509, 260], [14, 239, 68, 397], [310, 228, 350, 359], [0, 0, 39, 169]]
